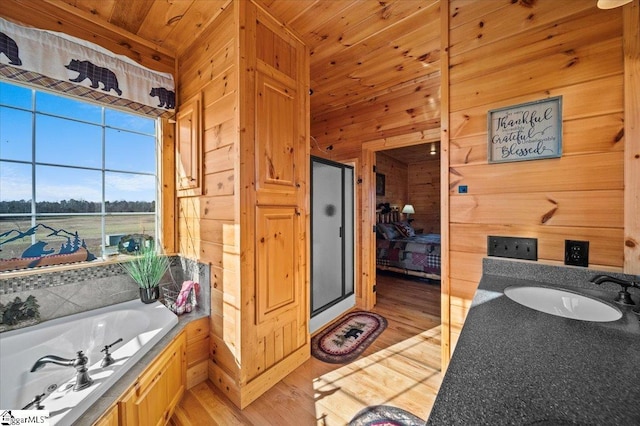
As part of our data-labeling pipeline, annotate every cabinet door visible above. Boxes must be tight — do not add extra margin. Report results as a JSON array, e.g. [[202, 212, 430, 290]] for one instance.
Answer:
[[176, 93, 202, 196], [255, 72, 299, 203], [119, 333, 186, 426], [92, 404, 118, 426]]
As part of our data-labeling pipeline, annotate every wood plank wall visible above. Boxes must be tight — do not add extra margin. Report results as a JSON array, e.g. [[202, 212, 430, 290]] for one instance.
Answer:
[[445, 0, 625, 356], [375, 152, 408, 210], [175, 3, 243, 394], [624, 1, 640, 273], [408, 158, 440, 234]]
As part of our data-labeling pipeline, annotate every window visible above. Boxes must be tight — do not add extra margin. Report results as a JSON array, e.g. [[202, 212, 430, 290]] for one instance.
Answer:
[[0, 80, 159, 271]]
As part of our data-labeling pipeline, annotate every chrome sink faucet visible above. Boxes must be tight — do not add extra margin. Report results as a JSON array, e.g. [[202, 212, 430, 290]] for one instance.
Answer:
[[30, 351, 94, 391], [590, 274, 639, 306]]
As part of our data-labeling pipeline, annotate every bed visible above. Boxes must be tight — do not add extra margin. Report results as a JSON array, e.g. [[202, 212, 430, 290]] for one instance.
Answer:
[[376, 211, 441, 280]]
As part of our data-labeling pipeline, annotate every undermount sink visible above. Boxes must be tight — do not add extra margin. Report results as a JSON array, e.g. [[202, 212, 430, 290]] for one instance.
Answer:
[[504, 285, 623, 322]]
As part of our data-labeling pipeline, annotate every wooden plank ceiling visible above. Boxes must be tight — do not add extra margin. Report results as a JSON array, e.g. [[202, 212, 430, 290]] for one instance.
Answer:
[[50, 0, 439, 117], [383, 142, 440, 164]]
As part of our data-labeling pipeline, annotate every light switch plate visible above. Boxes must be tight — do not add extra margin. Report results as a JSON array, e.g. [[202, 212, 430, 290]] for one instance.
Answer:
[[487, 236, 538, 261]]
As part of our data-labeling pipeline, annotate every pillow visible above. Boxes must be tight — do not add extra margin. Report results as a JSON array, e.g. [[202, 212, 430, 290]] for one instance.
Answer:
[[394, 221, 415, 238], [377, 223, 402, 240]]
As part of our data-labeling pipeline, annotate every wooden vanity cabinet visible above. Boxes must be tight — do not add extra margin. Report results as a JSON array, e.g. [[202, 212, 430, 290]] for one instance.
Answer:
[[93, 405, 118, 426], [118, 332, 186, 426], [185, 317, 209, 389]]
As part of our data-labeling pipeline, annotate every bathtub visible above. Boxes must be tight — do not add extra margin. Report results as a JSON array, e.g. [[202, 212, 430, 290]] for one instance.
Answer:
[[0, 299, 178, 425]]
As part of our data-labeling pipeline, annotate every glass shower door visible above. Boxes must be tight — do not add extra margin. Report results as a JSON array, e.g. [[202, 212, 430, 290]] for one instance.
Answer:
[[311, 158, 354, 316]]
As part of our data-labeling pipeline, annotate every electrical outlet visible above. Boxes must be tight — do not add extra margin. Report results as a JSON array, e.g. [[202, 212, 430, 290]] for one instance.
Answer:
[[565, 240, 589, 267], [487, 236, 538, 261]]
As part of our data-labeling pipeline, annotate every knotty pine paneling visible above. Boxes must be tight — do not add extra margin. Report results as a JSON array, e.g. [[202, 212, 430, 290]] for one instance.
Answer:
[[311, 72, 441, 148], [308, 1, 440, 115], [177, 5, 235, 101], [375, 152, 408, 209], [450, 37, 623, 112], [444, 0, 626, 364], [449, 152, 623, 195], [450, 190, 623, 229], [449, 75, 624, 141], [408, 158, 440, 233], [449, 1, 612, 72], [623, 1, 640, 273], [204, 145, 236, 175], [163, 0, 231, 57], [452, 12, 622, 86], [176, 1, 239, 383]]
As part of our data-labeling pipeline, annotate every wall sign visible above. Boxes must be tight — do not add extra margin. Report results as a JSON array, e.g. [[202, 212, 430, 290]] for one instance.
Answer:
[[488, 96, 562, 163]]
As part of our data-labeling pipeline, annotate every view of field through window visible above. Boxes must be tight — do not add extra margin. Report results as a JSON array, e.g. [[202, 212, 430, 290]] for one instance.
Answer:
[[0, 80, 158, 271]]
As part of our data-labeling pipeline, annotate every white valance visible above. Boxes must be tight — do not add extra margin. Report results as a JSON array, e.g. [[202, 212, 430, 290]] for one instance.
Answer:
[[0, 17, 175, 116]]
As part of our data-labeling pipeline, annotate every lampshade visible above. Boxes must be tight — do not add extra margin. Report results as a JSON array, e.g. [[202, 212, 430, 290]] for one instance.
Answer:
[[430, 142, 437, 155], [401, 204, 415, 214], [597, 0, 632, 9]]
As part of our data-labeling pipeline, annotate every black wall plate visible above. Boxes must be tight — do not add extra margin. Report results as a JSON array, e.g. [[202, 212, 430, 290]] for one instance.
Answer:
[[487, 236, 538, 261], [565, 240, 589, 267]]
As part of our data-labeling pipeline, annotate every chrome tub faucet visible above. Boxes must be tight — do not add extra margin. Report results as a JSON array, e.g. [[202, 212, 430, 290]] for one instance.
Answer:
[[30, 351, 94, 391]]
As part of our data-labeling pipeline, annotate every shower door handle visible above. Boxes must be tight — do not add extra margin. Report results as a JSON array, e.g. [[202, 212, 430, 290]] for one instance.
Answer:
[[339, 226, 343, 238]]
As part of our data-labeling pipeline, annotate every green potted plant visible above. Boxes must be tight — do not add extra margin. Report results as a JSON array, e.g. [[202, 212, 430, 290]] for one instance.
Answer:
[[121, 246, 170, 303]]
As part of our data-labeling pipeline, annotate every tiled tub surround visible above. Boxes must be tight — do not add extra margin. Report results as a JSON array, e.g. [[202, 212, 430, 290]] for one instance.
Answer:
[[428, 258, 640, 425], [0, 300, 178, 425], [0, 256, 210, 331]]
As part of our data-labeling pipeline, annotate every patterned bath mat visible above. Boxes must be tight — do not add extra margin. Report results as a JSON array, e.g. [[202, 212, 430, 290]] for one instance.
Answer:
[[348, 405, 425, 426], [311, 311, 387, 364]]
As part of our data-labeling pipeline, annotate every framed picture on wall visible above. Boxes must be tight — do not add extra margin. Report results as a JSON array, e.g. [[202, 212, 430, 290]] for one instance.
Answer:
[[376, 173, 385, 196], [487, 96, 563, 163]]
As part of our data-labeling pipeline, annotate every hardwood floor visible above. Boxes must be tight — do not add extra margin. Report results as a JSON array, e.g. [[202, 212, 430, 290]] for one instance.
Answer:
[[171, 273, 442, 425]]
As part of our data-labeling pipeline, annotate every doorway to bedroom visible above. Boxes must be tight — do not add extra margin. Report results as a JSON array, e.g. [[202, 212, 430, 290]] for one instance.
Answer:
[[374, 143, 441, 327]]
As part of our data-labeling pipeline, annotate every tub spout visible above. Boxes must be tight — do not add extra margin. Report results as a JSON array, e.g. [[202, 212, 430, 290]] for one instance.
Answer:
[[30, 351, 94, 391]]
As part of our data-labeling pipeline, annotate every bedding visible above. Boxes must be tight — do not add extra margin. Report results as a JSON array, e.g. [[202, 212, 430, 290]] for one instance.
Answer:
[[375, 210, 441, 278], [376, 232, 441, 277], [375, 211, 441, 278]]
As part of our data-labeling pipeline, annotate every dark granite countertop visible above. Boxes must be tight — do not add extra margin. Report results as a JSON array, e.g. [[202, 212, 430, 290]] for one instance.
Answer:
[[74, 307, 208, 426], [428, 259, 640, 426]]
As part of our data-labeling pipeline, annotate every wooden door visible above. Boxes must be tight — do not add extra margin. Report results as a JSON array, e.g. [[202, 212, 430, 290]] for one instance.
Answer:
[[237, 1, 310, 407]]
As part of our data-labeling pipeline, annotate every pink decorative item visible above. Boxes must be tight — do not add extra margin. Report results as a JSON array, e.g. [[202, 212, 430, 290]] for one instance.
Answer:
[[161, 281, 200, 315]]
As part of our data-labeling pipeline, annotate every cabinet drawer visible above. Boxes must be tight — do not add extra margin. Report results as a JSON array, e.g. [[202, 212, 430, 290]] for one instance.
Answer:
[[186, 337, 209, 367], [185, 317, 209, 341]]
